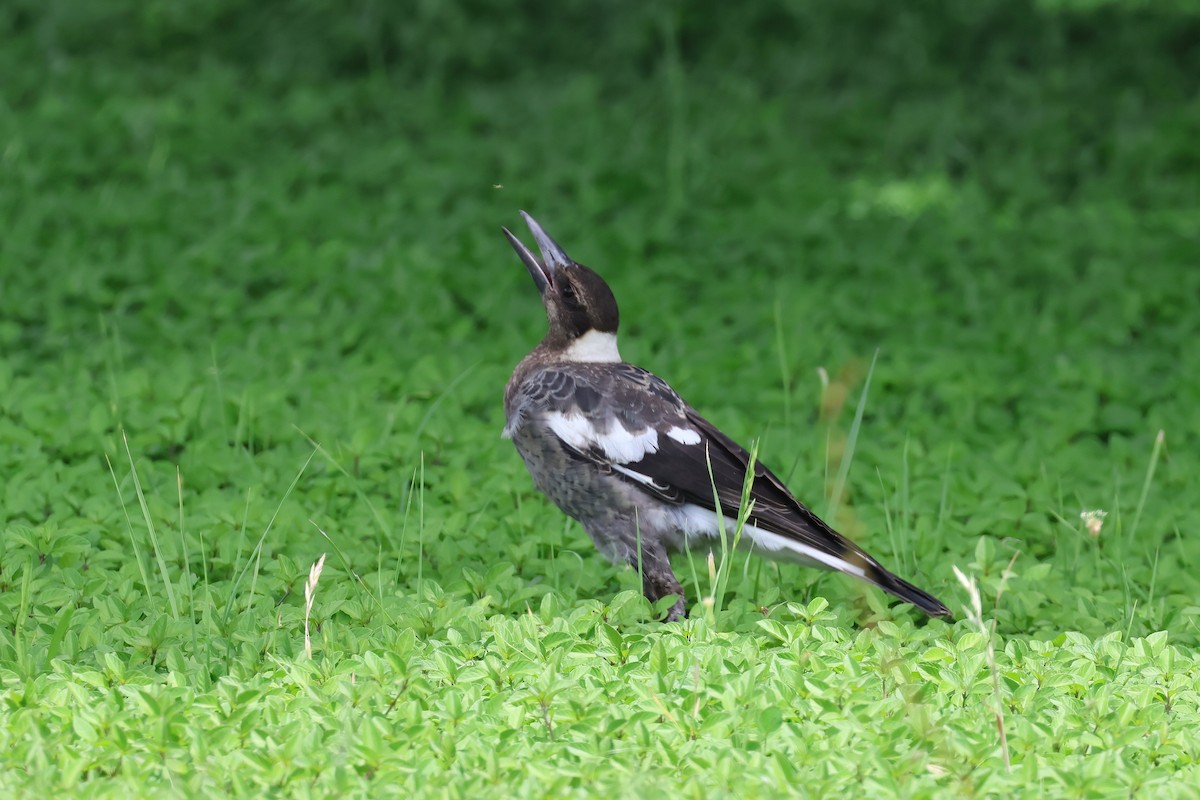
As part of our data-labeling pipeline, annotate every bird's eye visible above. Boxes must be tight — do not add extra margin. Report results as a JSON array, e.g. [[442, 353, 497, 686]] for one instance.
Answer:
[[560, 280, 580, 304]]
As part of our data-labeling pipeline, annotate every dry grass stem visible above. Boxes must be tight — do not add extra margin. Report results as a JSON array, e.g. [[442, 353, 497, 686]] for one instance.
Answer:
[[304, 553, 327, 659]]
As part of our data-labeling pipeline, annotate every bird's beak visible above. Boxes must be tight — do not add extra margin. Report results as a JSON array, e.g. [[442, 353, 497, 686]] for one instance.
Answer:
[[502, 211, 572, 294]]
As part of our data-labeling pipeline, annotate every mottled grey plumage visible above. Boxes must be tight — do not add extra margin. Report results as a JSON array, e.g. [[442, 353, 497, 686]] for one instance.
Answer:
[[502, 211, 951, 621], [504, 358, 695, 617]]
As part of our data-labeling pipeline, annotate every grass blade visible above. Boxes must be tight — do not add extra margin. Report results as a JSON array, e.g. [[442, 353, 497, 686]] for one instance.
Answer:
[[826, 349, 879, 525], [106, 452, 154, 605], [1129, 429, 1165, 544], [221, 446, 319, 629]]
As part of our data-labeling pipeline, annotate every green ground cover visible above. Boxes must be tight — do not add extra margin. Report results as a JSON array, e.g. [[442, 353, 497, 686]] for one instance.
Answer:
[[2, 1, 1199, 796]]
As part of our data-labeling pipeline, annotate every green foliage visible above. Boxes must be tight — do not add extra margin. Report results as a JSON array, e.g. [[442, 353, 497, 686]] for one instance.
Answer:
[[2, 0, 1200, 796]]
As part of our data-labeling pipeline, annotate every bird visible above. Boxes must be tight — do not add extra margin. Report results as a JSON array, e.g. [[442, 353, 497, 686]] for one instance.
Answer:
[[501, 211, 951, 622]]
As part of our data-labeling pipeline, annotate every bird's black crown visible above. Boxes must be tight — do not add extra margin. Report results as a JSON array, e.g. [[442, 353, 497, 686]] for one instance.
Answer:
[[503, 212, 620, 344]]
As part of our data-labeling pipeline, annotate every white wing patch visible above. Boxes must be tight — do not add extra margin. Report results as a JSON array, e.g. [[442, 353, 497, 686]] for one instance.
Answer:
[[672, 504, 867, 577], [665, 426, 701, 445], [611, 464, 670, 491], [546, 410, 660, 463]]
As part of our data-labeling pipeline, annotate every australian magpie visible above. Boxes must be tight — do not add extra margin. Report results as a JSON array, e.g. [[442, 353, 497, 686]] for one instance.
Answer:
[[502, 211, 951, 622]]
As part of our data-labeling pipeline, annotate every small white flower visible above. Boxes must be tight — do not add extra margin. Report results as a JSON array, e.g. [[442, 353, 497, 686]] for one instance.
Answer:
[[1080, 510, 1107, 538]]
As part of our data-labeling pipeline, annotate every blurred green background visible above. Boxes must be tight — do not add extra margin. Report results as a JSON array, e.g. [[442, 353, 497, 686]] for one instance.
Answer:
[[6, 0, 1198, 618], [2, 0, 1200, 794]]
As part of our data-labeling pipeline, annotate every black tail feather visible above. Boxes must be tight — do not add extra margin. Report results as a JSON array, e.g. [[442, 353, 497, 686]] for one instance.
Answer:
[[868, 566, 954, 619]]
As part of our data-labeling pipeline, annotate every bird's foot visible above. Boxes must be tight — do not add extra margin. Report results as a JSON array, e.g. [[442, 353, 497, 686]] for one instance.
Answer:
[[662, 596, 687, 623], [640, 566, 687, 623]]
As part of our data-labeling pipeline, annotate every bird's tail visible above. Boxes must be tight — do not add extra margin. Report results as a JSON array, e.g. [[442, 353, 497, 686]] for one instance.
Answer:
[[865, 564, 953, 619]]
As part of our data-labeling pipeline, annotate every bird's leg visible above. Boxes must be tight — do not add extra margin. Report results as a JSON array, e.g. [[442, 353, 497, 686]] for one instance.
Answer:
[[635, 550, 687, 622]]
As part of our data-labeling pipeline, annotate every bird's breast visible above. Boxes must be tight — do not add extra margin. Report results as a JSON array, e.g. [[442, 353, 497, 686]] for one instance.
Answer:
[[508, 418, 626, 522]]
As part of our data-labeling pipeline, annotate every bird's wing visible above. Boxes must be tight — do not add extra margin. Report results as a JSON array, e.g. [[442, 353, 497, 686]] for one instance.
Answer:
[[505, 362, 692, 496], [509, 362, 950, 617], [510, 363, 854, 547]]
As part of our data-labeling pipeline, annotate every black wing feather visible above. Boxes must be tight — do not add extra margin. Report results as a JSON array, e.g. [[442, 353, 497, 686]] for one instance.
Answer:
[[625, 409, 950, 617], [629, 408, 866, 558], [518, 362, 951, 618]]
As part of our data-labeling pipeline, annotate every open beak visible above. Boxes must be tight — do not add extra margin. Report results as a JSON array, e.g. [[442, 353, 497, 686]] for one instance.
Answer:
[[502, 210, 572, 294]]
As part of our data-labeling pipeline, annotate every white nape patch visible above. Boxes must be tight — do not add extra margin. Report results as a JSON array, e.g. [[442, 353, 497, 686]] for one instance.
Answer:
[[564, 330, 621, 363], [665, 426, 701, 445], [546, 411, 660, 463], [673, 504, 866, 577]]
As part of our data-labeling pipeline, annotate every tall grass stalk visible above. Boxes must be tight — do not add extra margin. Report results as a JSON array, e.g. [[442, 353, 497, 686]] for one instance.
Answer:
[[296, 425, 395, 558], [177, 468, 199, 660], [953, 551, 1019, 772], [826, 349, 879, 525], [396, 464, 420, 582], [304, 553, 326, 659], [705, 440, 759, 625], [106, 452, 154, 609], [418, 451, 426, 594], [1129, 430, 1165, 545], [221, 446, 318, 629], [14, 558, 34, 674], [105, 432, 180, 619], [121, 431, 180, 619], [311, 521, 397, 625]]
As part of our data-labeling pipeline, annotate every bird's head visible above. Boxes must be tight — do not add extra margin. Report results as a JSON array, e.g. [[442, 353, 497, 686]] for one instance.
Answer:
[[503, 211, 621, 361]]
